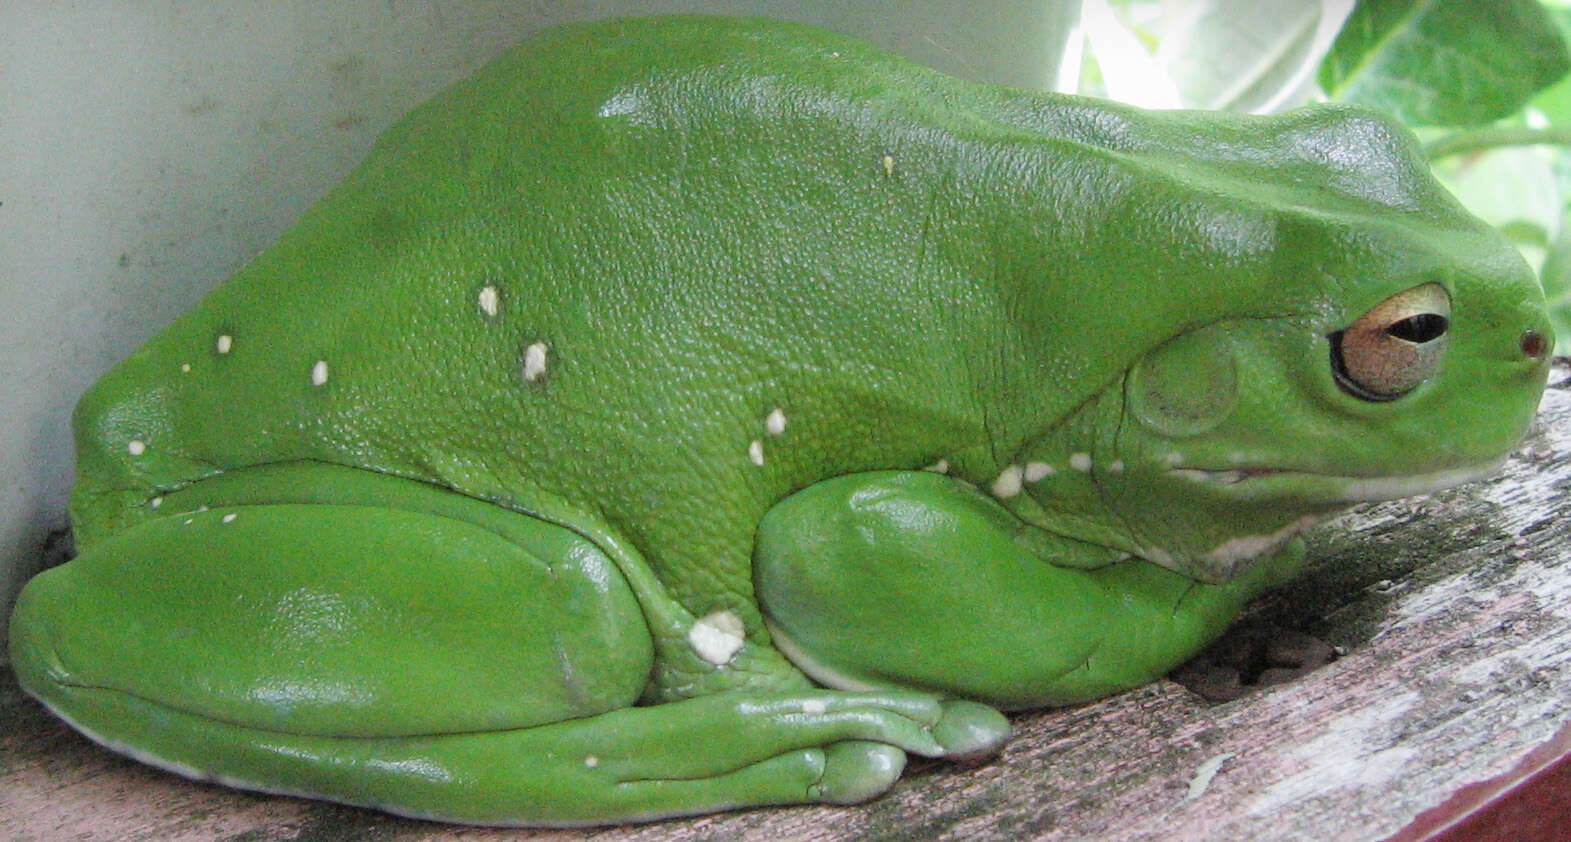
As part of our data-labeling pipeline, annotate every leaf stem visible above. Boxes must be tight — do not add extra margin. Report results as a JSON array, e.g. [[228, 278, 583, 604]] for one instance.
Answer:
[[1425, 127, 1571, 161]]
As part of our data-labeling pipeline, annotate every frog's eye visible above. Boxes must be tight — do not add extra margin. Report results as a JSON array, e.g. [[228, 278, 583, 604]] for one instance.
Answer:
[[1330, 282, 1451, 401]]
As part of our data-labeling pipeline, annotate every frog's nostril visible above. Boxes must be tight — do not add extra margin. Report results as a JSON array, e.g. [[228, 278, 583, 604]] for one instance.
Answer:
[[1521, 329, 1550, 361]]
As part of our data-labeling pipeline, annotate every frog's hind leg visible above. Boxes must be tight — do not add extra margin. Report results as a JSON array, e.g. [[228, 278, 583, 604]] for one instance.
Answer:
[[8, 483, 652, 816], [9, 465, 1000, 825]]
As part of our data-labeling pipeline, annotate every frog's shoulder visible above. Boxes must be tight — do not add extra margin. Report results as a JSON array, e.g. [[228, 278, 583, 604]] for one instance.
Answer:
[[974, 93, 1470, 227]]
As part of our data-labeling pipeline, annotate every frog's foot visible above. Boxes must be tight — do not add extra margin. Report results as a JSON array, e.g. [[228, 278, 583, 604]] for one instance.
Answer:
[[8, 464, 1005, 825], [16, 620, 1001, 824]]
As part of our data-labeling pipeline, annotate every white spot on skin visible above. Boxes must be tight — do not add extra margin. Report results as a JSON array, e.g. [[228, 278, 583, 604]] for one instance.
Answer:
[[311, 360, 329, 386], [765, 408, 787, 436], [991, 464, 1024, 499], [127, 440, 146, 456], [688, 610, 746, 666], [1024, 461, 1054, 482], [1069, 453, 1092, 472], [923, 459, 950, 474], [748, 439, 765, 467], [216, 334, 233, 354], [221, 513, 238, 524], [523, 342, 549, 382], [1142, 546, 1175, 567], [478, 286, 500, 317]]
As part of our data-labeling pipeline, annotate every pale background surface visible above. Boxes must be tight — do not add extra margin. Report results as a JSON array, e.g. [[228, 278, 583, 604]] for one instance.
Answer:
[[0, 1, 1076, 656]]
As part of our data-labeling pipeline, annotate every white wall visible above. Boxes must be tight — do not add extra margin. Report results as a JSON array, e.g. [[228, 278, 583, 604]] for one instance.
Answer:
[[0, 1, 1075, 657]]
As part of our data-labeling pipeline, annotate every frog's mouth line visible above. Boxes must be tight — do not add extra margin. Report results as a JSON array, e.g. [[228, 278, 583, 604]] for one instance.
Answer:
[[1167, 457, 1507, 504]]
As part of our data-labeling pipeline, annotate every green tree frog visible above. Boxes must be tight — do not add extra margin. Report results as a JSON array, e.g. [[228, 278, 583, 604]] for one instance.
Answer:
[[8, 15, 1553, 826]]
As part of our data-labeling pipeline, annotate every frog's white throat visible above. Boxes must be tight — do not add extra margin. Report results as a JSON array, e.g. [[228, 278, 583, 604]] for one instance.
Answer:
[[1160, 456, 1508, 582], [1168, 457, 1508, 503], [1325, 458, 1509, 502]]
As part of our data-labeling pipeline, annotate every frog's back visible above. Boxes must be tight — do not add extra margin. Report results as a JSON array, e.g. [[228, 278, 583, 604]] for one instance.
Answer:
[[69, 16, 993, 541], [69, 15, 1487, 551]]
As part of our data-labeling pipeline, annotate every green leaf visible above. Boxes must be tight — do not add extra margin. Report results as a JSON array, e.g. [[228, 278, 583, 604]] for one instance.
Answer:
[[1527, 7, 1571, 123], [1539, 214, 1571, 349], [1159, 0, 1353, 113], [1435, 145, 1561, 245], [1319, 0, 1571, 127]]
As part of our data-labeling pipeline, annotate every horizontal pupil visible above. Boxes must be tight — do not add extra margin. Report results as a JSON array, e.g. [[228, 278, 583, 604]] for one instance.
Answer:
[[1385, 313, 1448, 343]]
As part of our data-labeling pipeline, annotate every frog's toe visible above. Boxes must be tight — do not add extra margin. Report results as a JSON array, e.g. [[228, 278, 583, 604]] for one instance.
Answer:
[[809, 741, 908, 804], [933, 700, 1011, 762]]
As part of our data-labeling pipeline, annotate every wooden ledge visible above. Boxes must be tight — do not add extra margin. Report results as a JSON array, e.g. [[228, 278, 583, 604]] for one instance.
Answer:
[[4, 364, 1569, 842]]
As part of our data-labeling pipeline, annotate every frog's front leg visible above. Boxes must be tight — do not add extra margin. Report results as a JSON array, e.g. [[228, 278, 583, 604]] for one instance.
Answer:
[[9, 464, 1001, 825], [755, 470, 1302, 709]]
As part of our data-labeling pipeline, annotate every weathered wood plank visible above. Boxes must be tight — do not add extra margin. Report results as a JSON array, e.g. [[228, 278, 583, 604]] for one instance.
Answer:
[[4, 363, 1568, 842]]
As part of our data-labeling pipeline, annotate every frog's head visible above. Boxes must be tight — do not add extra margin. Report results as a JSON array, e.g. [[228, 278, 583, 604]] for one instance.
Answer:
[[1001, 104, 1553, 584]]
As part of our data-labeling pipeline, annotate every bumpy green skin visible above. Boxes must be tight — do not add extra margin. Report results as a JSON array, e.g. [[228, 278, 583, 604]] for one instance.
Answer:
[[8, 15, 1553, 826]]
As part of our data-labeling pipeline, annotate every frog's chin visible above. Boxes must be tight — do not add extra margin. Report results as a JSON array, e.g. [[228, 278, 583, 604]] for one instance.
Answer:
[[1166, 456, 1508, 504]]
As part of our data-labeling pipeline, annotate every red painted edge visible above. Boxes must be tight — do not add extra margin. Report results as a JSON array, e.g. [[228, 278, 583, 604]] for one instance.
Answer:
[[1386, 720, 1571, 842]]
